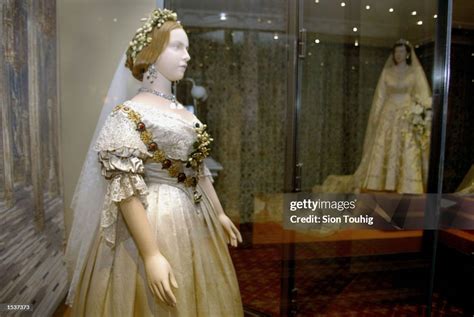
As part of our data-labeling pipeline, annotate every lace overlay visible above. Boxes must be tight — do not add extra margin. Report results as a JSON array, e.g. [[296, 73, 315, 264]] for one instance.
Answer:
[[94, 107, 150, 158], [123, 100, 200, 161], [101, 173, 148, 247], [94, 106, 152, 248]]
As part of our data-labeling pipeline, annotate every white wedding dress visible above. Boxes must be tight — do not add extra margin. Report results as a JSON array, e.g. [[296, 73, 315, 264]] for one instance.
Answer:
[[70, 100, 243, 316], [321, 45, 432, 194]]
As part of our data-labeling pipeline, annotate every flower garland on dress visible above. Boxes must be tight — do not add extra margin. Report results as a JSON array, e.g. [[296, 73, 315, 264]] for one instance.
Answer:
[[112, 104, 213, 204]]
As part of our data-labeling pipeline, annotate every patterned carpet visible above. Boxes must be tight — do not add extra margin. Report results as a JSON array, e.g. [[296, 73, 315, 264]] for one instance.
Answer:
[[230, 244, 466, 317]]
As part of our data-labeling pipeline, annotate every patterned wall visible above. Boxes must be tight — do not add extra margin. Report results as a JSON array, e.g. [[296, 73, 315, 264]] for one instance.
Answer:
[[0, 1, 67, 315], [182, 28, 288, 223], [299, 40, 388, 191]]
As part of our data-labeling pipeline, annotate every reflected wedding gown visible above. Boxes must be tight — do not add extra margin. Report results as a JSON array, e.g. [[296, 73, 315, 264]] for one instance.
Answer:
[[322, 48, 432, 194], [70, 100, 243, 316]]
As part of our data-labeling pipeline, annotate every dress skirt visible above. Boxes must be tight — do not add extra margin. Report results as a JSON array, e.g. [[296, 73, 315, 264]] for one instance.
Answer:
[[360, 96, 428, 194], [70, 164, 244, 316]]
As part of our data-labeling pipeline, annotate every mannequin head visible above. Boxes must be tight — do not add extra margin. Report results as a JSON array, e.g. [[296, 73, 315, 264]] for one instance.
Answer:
[[126, 21, 190, 81], [392, 43, 412, 65], [154, 28, 190, 82]]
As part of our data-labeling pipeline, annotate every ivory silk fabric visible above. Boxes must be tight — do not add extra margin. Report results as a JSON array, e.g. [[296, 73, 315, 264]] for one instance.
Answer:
[[70, 100, 243, 316]]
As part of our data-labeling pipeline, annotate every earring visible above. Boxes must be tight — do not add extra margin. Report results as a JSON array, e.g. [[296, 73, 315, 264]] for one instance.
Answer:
[[146, 64, 158, 84], [406, 55, 410, 59]]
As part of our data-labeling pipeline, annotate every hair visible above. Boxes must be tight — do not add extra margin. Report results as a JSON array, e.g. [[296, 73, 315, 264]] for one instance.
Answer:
[[392, 43, 412, 65], [125, 21, 183, 81]]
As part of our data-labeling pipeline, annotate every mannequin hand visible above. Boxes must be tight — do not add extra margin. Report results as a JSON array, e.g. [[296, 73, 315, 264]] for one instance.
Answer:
[[144, 253, 179, 307], [218, 214, 243, 247]]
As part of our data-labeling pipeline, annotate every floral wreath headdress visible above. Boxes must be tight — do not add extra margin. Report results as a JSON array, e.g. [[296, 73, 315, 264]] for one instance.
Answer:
[[396, 38, 411, 46], [126, 8, 180, 64]]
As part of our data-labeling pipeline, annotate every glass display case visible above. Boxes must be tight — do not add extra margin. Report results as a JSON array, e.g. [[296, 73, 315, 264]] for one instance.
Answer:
[[164, 0, 472, 316]]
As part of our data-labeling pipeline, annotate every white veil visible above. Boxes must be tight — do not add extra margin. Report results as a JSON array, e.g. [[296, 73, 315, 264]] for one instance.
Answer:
[[64, 52, 139, 306]]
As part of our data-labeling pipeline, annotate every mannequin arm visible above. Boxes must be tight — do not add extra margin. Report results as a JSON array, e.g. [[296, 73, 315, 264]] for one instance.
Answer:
[[198, 176, 243, 247], [119, 196, 160, 257], [119, 196, 178, 307], [198, 176, 225, 216]]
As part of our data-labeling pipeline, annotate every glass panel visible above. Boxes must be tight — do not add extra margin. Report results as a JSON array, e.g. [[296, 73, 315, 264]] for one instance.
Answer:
[[434, 0, 474, 315], [296, 0, 440, 314], [167, 1, 289, 315]]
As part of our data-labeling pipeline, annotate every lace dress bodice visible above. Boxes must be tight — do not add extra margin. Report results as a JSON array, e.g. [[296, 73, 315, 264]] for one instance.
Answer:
[[92, 100, 209, 247], [122, 100, 203, 161], [383, 67, 417, 103]]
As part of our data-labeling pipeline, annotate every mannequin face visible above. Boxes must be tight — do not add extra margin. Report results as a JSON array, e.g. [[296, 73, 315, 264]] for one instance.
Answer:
[[393, 45, 408, 65], [155, 28, 191, 81]]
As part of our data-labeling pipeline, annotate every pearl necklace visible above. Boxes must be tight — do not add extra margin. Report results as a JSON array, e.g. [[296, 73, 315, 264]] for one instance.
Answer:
[[138, 87, 183, 109]]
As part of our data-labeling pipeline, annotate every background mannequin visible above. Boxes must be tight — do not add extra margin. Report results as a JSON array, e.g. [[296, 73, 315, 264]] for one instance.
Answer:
[[321, 39, 432, 194]]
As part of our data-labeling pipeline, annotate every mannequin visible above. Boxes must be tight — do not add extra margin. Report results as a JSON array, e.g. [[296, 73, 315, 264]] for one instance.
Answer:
[[66, 9, 243, 316], [126, 16, 242, 309], [321, 39, 432, 194]]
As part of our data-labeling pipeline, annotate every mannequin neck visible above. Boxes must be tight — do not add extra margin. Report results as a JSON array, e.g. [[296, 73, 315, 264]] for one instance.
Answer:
[[141, 72, 174, 96], [395, 60, 408, 68]]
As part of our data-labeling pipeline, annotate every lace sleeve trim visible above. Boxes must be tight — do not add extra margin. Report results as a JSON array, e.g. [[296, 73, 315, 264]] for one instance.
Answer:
[[100, 172, 149, 248]]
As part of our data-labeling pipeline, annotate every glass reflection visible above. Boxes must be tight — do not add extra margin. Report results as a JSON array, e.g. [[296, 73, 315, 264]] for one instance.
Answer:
[[295, 0, 442, 315], [456, 165, 474, 193]]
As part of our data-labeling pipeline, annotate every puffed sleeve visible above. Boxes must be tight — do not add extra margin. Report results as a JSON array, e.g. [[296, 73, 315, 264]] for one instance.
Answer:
[[93, 105, 152, 247]]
